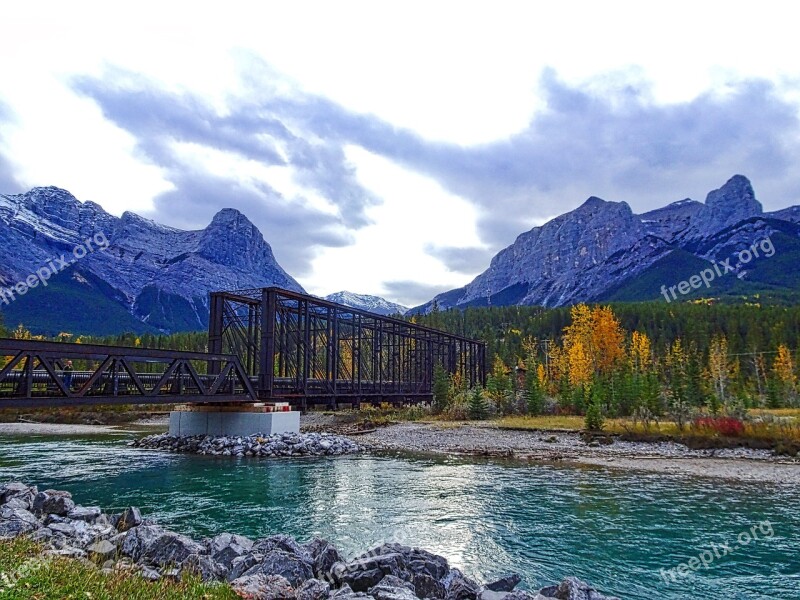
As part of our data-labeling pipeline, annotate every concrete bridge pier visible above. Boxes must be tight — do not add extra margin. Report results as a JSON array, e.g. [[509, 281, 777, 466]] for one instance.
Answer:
[[168, 404, 300, 437]]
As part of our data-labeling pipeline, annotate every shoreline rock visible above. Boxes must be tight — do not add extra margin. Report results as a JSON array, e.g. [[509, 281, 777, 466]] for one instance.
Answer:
[[1, 481, 621, 600], [130, 432, 365, 457]]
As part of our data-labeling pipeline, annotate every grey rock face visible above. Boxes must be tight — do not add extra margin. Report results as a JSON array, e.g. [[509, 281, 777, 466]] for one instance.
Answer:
[[121, 524, 205, 567], [419, 174, 789, 311], [0, 186, 304, 332], [325, 291, 408, 316]]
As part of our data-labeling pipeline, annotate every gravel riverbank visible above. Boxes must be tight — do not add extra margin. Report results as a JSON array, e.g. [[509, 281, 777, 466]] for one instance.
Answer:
[[360, 423, 800, 484], [1, 482, 620, 600]]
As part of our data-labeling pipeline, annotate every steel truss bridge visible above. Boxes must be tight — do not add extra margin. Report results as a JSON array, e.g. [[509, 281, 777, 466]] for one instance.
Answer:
[[0, 288, 485, 410]]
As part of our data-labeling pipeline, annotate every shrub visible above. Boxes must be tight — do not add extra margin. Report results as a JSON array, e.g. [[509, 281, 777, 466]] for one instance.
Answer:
[[693, 416, 745, 437], [585, 400, 605, 431]]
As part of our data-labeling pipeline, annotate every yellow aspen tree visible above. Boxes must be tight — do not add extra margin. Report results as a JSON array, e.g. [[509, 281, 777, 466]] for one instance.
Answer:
[[630, 331, 652, 373], [773, 344, 797, 400], [567, 339, 593, 387], [590, 306, 626, 374]]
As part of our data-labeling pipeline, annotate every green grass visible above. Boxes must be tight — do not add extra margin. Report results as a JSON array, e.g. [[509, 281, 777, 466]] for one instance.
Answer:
[[0, 538, 238, 600]]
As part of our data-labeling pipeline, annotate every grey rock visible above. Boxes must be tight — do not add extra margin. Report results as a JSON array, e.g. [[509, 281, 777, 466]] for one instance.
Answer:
[[87, 539, 118, 562], [68, 506, 102, 522], [208, 532, 254, 570], [545, 577, 620, 600], [139, 565, 161, 581], [117, 506, 143, 532], [121, 525, 205, 567], [486, 574, 522, 592], [0, 482, 37, 509], [32, 489, 75, 517], [228, 552, 264, 581], [46, 546, 87, 559], [503, 592, 545, 600], [296, 578, 331, 600], [444, 570, 480, 600], [411, 573, 446, 599], [243, 549, 314, 587], [180, 553, 227, 582], [231, 573, 297, 600], [313, 543, 344, 579], [0, 505, 40, 539], [331, 584, 372, 600], [369, 575, 418, 600], [478, 591, 508, 600], [254, 534, 311, 560], [337, 566, 385, 593]]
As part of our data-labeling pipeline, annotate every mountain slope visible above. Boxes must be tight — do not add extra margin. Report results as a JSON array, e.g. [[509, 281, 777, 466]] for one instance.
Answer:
[[0, 186, 303, 334], [416, 175, 800, 312], [324, 291, 408, 315]]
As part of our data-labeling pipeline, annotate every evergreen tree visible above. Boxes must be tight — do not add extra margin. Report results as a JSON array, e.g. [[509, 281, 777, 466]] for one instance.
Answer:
[[468, 387, 489, 420], [432, 363, 450, 414]]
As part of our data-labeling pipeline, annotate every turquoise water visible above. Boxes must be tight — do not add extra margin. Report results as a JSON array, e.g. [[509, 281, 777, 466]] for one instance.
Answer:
[[0, 433, 798, 599]]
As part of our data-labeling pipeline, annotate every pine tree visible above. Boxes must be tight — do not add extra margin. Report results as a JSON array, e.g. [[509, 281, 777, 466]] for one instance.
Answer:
[[432, 363, 450, 414], [468, 387, 489, 420]]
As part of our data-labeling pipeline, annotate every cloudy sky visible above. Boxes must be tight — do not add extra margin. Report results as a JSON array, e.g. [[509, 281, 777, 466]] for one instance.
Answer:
[[2, 1, 800, 306]]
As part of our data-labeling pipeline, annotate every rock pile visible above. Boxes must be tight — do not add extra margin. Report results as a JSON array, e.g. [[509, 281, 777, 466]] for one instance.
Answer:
[[1, 481, 621, 600], [130, 432, 366, 457]]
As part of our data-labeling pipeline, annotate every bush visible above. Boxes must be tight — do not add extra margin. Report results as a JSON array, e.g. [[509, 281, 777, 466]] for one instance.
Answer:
[[693, 416, 745, 437], [584, 400, 605, 431]]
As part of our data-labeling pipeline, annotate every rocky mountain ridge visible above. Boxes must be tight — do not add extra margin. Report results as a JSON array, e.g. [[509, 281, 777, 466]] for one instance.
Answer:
[[0, 186, 303, 333], [324, 291, 408, 316], [416, 175, 800, 312]]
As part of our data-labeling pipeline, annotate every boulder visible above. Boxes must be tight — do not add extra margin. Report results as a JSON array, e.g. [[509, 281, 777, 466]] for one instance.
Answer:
[[243, 549, 314, 587], [296, 578, 331, 600], [486, 575, 522, 593], [209, 532, 255, 570], [87, 539, 118, 562], [254, 534, 311, 560], [444, 570, 480, 600], [180, 553, 226, 582], [0, 505, 40, 539], [411, 573, 446, 599], [369, 575, 418, 600], [0, 482, 37, 510], [117, 507, 142, 532], [338, 567, 385, 593], [544, 578, 620, 600], [313, 543, 344, 579], [32, 489, 75, 517], [331, 584, 372, 600], [68, 506, 102, 522], [121, 525, 205, 567], [228, 552, 264, 582], [231, 573, 297, 600]]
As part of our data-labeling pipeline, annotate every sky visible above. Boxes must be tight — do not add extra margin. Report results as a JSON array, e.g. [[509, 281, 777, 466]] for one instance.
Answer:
[[2, 1, 800, 307]]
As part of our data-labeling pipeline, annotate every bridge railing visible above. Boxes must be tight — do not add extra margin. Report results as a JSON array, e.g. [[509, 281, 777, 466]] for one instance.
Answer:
[[0, 338, 257, 409]]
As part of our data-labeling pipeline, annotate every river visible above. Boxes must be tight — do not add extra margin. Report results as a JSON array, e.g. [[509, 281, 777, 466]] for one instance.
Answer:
[[0, 431, 798, 599]]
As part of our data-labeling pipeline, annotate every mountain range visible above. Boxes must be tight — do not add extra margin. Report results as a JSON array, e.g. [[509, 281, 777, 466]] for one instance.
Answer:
[[2, 175, 799, 335], [413, 175, 800, 312], [0, 187, 302, 335]]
